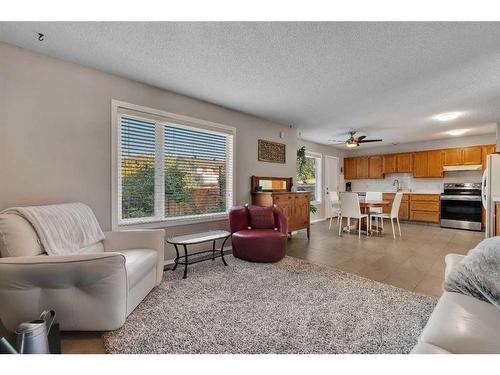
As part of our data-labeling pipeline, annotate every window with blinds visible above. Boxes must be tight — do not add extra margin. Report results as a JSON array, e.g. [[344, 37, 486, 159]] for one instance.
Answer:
[[117, 108, 234, 225], [120, 117, 156, 220]]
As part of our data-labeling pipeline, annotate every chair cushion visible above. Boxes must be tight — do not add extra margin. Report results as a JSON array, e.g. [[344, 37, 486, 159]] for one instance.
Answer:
[[418, 292, 500, 353], [248, 205, 275, 229], [118, 249, 158, 288], [232, 229, 286, 263], [0, 213, 44, 257]]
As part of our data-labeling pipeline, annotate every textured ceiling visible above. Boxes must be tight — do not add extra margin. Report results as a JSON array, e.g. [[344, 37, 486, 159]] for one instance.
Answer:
[[1, 22, 499, 148]]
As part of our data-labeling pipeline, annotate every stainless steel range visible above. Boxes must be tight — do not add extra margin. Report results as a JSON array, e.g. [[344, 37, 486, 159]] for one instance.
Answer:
[[440, 183, 482, 231]]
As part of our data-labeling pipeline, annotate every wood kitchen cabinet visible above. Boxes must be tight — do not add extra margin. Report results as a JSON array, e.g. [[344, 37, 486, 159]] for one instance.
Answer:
[[443, 148, 462, 166], [413, 150, 443, 178], [443, 146, 482, 166], [382, 154, 397, 174], [344, 144, 493, 181], [409, 194, 440, 223], [412, 152, 428, 178], [344, 158, 357, 179], [427, 150, 443, 177], [482, 144, 496, 171], [396, 153, 413, 173], [356, 157, 369, 179], [462, 146, 482, 165], [368, 156, 384, 178]]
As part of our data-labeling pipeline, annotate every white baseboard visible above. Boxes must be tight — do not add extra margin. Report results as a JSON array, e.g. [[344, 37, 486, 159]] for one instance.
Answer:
[[311, 217, 327, 224]]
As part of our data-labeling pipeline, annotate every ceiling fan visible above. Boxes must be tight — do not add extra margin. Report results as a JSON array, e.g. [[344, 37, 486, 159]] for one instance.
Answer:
[[329, 131, 383, 148]]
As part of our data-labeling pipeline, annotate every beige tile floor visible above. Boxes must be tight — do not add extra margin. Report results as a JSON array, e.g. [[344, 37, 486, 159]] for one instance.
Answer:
[[287, 220, 484, 297], [61, 220, 484, 353]]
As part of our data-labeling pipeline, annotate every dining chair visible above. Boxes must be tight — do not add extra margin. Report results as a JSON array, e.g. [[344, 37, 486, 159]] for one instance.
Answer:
[[366, 192, 383, 213], [338, 192, 369, 239], [369, 192, 403, 239], [366, 191, 383, 228], [328, 191, 342, 230]]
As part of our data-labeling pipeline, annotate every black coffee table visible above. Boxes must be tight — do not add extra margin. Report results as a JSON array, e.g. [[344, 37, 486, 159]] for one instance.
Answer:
[[167, 230, 231, 279]]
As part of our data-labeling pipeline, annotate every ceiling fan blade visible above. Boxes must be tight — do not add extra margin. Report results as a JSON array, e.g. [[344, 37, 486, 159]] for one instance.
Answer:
[[357, 135, 367, 141], [358, 139, 383, 143]]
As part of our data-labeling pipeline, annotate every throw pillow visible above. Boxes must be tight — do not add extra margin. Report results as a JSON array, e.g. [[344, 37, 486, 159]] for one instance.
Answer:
[[248, 205, 276, 229]]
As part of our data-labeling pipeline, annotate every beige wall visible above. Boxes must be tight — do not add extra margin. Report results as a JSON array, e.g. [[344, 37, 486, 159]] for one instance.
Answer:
[[0, 42, 297, 261], [297, 139, 344, 221]]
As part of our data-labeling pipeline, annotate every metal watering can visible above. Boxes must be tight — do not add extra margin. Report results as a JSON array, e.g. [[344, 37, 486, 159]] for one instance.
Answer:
[[0, 310, 55, 354]]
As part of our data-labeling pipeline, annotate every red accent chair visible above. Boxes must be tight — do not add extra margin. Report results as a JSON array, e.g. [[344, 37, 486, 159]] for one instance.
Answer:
[[229, 205, 288, 262]]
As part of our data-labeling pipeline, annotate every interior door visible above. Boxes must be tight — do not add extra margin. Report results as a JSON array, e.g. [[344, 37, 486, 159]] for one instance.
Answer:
[[325, 156, 340, 218]]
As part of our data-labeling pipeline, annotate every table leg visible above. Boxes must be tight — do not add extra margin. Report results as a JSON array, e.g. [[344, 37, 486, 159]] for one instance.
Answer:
[[182, 244, 189, 279], [220, 236, 229, 266], [212, 240, 216, 260], [172, 244, 180, 271]]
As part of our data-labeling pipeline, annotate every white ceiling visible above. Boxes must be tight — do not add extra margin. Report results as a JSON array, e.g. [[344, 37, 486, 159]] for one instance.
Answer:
[[1, 22, 499, 148]]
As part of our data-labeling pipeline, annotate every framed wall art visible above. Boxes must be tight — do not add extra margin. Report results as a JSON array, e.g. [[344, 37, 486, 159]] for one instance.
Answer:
[[258, 139, 286, 164]]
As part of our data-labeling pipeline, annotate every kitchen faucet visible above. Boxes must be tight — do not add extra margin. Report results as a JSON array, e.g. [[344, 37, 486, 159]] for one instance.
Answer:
[[393, 179, 401, 192]]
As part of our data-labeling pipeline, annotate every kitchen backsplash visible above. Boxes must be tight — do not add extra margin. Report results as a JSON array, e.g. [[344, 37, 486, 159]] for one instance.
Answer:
[[348, 170, 482, 193]]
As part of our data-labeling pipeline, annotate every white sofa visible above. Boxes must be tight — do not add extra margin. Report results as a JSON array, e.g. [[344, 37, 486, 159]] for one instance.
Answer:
[[411, 253, 500, 354], [0, 212, 165, 332]]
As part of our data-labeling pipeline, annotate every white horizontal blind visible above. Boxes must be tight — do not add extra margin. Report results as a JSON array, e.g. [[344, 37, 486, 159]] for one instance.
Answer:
[[164, 124, 231, 218], [120, 116, 157, 221], [118, 111, 234, 225]]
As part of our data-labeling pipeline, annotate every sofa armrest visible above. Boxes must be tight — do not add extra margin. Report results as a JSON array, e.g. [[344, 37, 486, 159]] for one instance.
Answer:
[[0, 253, 127, 331], [103, 229, 165, 285], [444, 254, 465, 279]]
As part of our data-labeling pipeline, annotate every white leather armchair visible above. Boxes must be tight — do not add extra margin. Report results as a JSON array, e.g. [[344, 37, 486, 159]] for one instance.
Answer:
[[0, 212, 165, 332]]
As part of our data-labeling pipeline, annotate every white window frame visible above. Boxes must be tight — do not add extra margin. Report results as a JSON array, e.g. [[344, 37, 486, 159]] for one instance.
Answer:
[[111, 100, 236, 230], [297, 151, 322, 205]]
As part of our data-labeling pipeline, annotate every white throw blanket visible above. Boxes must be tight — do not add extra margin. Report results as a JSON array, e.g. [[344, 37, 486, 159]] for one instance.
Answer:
[[444, 236, 500, 308], [1, 203, 105, 256]]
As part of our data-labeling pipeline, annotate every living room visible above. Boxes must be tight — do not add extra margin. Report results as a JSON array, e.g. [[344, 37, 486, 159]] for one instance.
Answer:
[[1, 1, 499, 372]]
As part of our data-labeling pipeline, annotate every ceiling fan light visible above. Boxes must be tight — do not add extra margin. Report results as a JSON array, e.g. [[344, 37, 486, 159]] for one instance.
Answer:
[[346, 142, 358, 148]]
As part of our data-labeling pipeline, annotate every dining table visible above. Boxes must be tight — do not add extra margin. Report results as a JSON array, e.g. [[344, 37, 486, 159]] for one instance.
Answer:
[[345, 199, 392, 235]]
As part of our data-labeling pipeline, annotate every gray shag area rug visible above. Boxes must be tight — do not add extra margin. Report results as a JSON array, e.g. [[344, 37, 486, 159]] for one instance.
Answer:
[[103, 256, 436, 354]]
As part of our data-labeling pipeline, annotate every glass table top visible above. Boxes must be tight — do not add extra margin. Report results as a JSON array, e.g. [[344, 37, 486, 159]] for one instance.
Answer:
[[167, 230, 231, 245]]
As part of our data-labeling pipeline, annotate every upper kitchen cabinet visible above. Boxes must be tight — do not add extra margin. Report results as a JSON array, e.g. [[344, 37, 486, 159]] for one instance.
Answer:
[[427, 150, 443, 177], [413, 150, 443, 178], [462, 146, 482, 165], [344, 157, 357, 179], [482, 144, 496, 170], [412, 152, 427, 178], [368, 156, 384, 179], [443, 148, 462, 165], [396, 153, 413, 173], [382, 154, 397, 174], [443, 146, 482, 166], [356, 157, 369, 179]]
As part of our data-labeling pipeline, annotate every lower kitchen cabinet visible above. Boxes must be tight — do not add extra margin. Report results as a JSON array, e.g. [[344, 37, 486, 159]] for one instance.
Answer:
[[382, 193, 440, 223], [409, 194, 440, 223]]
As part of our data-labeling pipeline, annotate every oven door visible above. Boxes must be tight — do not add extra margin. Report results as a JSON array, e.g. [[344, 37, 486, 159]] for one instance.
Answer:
[[440, 195, 482, 230]]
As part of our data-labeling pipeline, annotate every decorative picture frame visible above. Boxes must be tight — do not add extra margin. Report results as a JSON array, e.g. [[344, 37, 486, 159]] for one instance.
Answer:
[[258, 139, 286, 164]]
